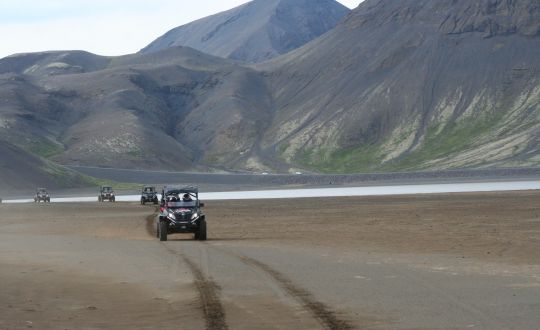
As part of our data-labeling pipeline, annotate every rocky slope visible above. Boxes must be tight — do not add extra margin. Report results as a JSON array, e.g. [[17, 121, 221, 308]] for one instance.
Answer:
[[0, 0, 538, 183], [141, 0, 350, 63], [0, 47, 272, 174], [258, 0, 540, 172], [0, 142, 93, 191]]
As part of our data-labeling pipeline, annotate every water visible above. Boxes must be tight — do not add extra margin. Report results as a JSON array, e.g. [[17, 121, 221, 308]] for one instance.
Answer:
[[4, 181, 540, 204]]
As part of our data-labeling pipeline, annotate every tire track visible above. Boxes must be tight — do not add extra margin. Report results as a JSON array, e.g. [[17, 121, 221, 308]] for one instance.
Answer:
[[145, 209, 228, 329], [162, 245, 228, 330], [145, 210, 349, 329], [145, 209, 157, 237], [212, 246, 354, 330]]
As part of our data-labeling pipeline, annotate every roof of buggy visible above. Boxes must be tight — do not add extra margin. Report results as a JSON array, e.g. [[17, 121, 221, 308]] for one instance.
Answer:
[[163, 186, 198, 195]]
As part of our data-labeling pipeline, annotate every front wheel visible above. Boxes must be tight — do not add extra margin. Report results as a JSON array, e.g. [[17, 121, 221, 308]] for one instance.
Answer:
[[111, 196, 115, 202], [98, 196, 102, 202], [197, 220, 207, 241], [159, 221, 168, 241]]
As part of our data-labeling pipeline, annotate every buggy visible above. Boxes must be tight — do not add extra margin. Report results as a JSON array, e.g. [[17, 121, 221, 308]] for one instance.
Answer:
[[156, 186, 206, 241], [98, 186, 116, 202], [34, 188, 51, 203], [141, 186, 159, 205]]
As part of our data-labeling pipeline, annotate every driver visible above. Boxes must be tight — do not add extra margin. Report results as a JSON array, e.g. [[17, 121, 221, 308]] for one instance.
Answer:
[[182, 193, 193, 202]]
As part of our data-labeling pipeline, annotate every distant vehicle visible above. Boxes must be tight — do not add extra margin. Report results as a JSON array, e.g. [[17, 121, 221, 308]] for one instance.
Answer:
[[156, 186, 206, 241], [34, 188, 51, 203], [98, 186, 115, 202], [140, 186, 159, 205]]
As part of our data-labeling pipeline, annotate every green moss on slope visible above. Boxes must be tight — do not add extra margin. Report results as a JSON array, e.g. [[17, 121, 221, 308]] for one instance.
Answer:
[[387, 113, 505, 171], [296, 144, 384, 173], [41, 163, 140, 189], [21, 139, 64, 159], [295, 112, 506, 173]]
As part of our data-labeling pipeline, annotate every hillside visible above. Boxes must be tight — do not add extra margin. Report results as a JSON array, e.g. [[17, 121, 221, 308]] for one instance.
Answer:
[[0, 0, 538, 181], [258, 0, 540, 172], [141, 0, 350, 63], [0, 46, 273, 174], [0, 142, 94, 191]]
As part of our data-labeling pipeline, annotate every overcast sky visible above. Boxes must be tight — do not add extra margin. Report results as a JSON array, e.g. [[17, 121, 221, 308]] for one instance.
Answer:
[[0, 0, 362, 59]]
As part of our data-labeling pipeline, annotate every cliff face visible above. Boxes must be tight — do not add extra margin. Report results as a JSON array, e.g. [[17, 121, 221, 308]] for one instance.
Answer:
[[141, 0, 350, 63]]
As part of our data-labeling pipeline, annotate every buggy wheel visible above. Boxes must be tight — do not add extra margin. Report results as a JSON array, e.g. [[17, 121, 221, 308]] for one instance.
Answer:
[[197, 220, 207, 241], [141, 198, 145, 205], [159, 221, 168, 241], [98, 196, 102, 202], [111, 197, 115, 202]]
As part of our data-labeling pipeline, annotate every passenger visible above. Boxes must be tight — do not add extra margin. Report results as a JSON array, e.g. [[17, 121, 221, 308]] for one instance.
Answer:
[[180, 193, 196, 207]]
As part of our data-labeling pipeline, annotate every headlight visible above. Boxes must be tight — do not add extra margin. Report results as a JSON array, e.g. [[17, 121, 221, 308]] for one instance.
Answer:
[[191, 212, 199, 220], [168, 211, 175, 220]]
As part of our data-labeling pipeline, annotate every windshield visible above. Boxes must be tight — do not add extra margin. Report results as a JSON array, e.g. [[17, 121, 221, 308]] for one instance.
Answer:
[[165, 192, 198, 208], [166, 201, 196, 208], [102, 187, 112, 192], [144, 187, 155, 193]]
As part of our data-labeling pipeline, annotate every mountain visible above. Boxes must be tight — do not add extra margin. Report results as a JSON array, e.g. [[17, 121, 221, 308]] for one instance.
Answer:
[[140, 0, 350, 63], [0, 0, 538, 182], [258, 0, 540, 172], [0, 142, 94, 191], [0, 47, 272, 175]]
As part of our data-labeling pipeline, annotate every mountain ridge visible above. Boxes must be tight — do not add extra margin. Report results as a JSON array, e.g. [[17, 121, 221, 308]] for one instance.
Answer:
[[141, 0, 350, 63]]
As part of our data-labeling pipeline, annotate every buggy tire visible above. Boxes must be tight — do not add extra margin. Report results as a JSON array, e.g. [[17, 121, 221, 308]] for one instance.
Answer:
[[197, 220, 207, 241], [98, 196, 102, 202], [111, 197, 115, 203], [159, 221, 168, 241]]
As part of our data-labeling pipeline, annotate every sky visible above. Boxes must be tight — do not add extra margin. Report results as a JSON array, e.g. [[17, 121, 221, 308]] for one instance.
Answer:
[[0, 0, 362, 59]]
